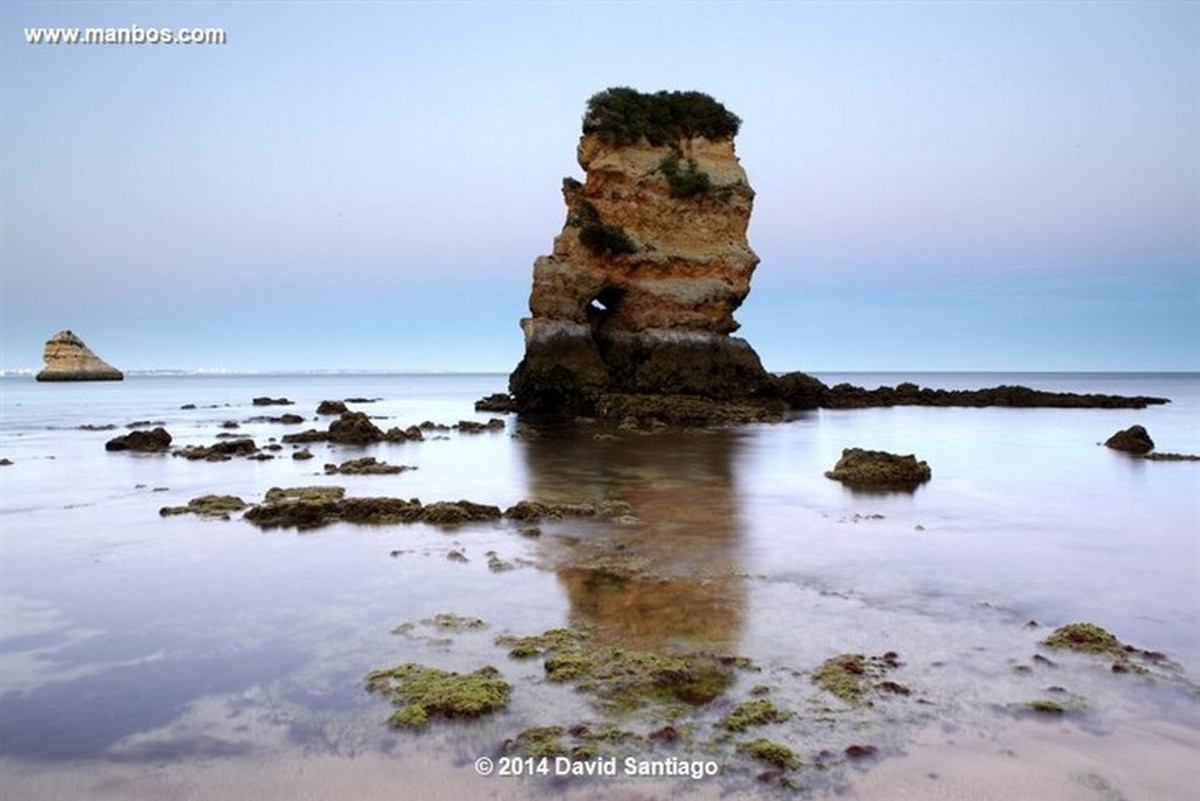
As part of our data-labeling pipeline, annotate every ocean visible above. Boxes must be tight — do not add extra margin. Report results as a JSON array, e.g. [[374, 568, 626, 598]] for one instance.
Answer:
[[1, 372, 1197, 800]]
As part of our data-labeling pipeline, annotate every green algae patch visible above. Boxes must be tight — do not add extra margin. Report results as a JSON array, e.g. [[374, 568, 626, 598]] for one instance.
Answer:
[[498, 627, 590, 659], [510, 725, 568, 758], [812, 651, 904, 705], [428, 613, 488, 631], [264, 486, 347, 503], [324, 456, 414, 475], [506, 722, 644, 760], [159, 494, 247, 519], [498, 626, 750, 713], [1028, 699, 1067, 715], [365, 663, 511, 728], [738, 737, 800, 771], [1043, 623, 1124, 655], [720, 698, 792, 732]]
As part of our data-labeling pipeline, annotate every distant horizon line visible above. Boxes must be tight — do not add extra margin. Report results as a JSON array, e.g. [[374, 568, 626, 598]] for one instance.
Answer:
[[2, 367, 1197, 378]]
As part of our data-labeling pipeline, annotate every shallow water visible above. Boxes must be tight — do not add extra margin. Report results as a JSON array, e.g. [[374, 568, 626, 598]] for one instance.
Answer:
[[1, 372, 1197, 799]]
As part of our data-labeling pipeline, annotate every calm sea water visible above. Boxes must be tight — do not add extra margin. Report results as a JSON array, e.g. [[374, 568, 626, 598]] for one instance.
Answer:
[[1, 372, 1197, 799]]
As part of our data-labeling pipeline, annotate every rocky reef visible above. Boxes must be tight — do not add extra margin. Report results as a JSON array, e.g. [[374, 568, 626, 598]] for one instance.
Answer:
[[35, 330, 123, 382], [509, 88, 775, 417]]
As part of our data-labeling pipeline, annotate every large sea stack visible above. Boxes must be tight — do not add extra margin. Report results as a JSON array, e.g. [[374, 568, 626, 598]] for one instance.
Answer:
[[35, 330, 124, 382], [509, 88, 774, 417], [505, 88, 1171, 419]]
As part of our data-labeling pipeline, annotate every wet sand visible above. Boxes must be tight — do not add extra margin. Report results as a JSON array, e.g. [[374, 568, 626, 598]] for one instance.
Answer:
[[4, 715, 1196, 801]]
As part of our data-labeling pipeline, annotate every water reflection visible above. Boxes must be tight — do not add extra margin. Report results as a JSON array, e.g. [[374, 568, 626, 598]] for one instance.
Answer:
[[516, 421, 748, 654]]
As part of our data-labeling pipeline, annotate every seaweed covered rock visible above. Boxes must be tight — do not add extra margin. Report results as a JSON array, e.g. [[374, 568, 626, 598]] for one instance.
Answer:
[[824, 448, 931, 491], [36, 329, 123, 382], [365, 663, 511, 728], [1104, 425, 1154, 454]]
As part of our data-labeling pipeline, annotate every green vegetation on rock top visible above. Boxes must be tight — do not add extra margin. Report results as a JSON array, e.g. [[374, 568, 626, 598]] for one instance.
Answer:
[[583, 87, 741, 147]]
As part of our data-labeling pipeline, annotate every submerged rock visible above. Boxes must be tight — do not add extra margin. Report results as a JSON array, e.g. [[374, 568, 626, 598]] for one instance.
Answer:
[[36, 330, 123, 382], [824, 448, 931, 491], [1104, 425, 1155, 454]]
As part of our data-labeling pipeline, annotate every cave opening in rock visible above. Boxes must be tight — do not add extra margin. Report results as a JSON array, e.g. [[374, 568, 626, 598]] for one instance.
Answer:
[[586, 286, 625, 330]]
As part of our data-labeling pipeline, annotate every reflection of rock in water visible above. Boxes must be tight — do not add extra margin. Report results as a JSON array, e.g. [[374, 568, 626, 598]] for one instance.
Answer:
[[518, 421, 746, 654]]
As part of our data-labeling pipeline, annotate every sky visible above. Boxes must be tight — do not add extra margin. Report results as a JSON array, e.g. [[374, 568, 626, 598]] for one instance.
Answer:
[[1, 1, 1197, 373]]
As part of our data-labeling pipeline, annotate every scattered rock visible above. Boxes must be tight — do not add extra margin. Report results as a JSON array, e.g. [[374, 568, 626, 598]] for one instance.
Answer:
[[812, 651, 906, 705], [1141, 451, 1200, 461], [292, 447, 314, 460], [35, 329, 123, 382], [1104, 425, 1154, 454], [328, 411, 385, 445], [844, 744, 878, 759], [252, 396, 293, 406], [105, 427, 172, 453], [245, 413, 305, 425], [455, 419, 506, 433], [0, 458, 13, 466], [316, 400, 348, 415], [475, 393, 518, 413], [159, 494, 248, 519], [174, 438, 259, 461], [324, 457, 414, 475], [825, 448, 931, 491]]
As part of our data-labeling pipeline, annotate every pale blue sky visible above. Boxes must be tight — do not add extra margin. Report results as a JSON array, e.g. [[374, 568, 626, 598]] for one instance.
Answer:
[[1, 2, 1196, 373]]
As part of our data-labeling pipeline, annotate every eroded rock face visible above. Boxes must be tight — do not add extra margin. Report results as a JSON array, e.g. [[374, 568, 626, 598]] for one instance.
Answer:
[[36, 330, 123, 382], [510, 89, 774, 415]]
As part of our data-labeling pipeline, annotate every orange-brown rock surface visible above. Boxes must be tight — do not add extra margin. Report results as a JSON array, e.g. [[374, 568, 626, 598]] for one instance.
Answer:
[[35, 330, 123, 382], [510, 89, 774, 415]]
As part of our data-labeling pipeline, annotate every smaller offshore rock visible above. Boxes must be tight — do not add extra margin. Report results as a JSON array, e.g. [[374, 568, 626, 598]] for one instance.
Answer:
[[105, 427, 172, 453], [245, 413, 305, 425], [455, 419, 506, 433], [475, 393, 518, 413], [159, 495, 248, 519], [324, 457, 414, 475], [825, 448, 931, 491], [252, 396, 293, 406], [35, 330, 123, 382], [317, 400, 349, 415], [174, 438, 259, 461], [1104, 425, 1154, 454], [329, 411, 386, 445]]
